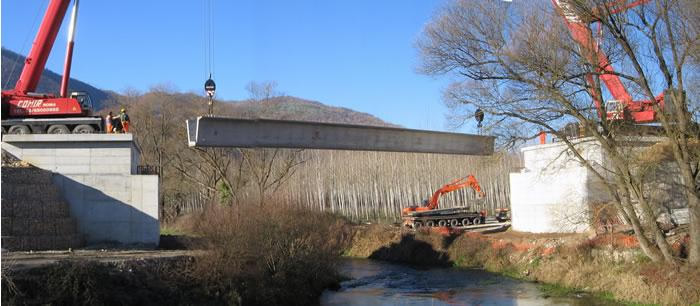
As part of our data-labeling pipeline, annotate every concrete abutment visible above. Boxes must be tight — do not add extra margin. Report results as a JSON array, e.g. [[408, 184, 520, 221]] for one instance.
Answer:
[[2, 134, 159, 248]]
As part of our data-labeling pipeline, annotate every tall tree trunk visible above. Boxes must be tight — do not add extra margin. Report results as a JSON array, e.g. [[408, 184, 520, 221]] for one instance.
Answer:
[[618, 183, 665, 262], [688, 195, 700, 264]]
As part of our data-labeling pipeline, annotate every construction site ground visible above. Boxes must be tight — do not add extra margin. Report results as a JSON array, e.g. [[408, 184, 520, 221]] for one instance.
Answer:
[[1, 249, 200, 271], [1, 233, 203, 271]]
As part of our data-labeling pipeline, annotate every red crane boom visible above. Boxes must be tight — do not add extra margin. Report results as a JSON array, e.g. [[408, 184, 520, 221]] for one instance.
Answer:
[[551, 0, 665, 123], [2, 0, 101, 134], [12, 0, 72, 95]]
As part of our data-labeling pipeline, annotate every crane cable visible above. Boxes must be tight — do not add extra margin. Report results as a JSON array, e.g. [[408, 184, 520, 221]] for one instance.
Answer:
[[203, 0, 216, 115], [203, 0, 215, 80]]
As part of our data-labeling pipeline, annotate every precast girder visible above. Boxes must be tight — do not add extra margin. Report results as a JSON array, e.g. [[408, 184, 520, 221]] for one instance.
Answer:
[[186, 116, 494, 155]]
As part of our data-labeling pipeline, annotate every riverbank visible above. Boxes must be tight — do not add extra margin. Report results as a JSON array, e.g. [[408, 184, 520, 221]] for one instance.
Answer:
[[2, 206, 353, 305], [345, 224, 700, 305], [3, 215, 698, 305]]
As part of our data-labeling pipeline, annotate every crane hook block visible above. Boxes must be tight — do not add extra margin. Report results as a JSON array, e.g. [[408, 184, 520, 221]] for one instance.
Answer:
[[474, 108, 484, 128], [205, 78, 216, 98]]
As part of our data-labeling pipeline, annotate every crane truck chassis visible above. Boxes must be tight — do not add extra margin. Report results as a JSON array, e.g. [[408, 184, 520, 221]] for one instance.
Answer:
[[1, 116, 102, 135]]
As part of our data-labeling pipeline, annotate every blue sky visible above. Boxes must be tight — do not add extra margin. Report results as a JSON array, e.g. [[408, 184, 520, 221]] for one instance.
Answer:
[[1, 0, 475, 132]]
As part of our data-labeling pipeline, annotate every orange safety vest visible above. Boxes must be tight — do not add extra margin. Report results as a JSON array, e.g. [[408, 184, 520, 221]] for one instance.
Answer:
[[105, 116, 113, 133]]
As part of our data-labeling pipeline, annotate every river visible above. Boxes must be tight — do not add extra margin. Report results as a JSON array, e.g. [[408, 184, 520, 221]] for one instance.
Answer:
[[320, 258, 621, 306]]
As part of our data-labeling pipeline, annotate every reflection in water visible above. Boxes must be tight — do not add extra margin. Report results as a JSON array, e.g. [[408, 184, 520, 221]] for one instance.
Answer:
[[320, 258, 621, 306]]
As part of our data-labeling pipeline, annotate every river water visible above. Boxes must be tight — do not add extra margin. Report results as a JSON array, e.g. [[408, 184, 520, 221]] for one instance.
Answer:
[[320, 258, 620, 306]]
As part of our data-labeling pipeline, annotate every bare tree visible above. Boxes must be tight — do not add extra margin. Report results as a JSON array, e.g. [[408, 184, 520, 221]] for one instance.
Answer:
[[127, 85, 248, 214], [245, 81, 283, 103], [172, 147, 248, 206], [418, 0, 698, 262], [130, 87, 179, 178], [242, 81, 305, 206]]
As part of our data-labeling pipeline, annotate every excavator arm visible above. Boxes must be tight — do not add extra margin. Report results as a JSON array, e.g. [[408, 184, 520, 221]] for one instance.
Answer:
[[426, 175, 485, 210], [402, 175, 485, 215]]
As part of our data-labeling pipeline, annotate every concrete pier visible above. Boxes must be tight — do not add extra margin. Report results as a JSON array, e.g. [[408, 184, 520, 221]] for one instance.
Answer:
[[509, 137, 666, 233], [2, 134, 159, 246]]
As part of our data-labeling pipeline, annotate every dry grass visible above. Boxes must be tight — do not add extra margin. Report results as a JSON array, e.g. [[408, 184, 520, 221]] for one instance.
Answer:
[[638, 139, 700, 164], [191, 203, 354, 305], [344, 224, 403, 258], [1, 257, 219, 305], [0, 261, 19, 302], [3, 204, 355, 305]]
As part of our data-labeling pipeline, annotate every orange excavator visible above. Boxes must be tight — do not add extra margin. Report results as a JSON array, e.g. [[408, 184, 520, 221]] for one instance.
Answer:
[[403, 175, 485, 214], [402, 175, 496, 229]]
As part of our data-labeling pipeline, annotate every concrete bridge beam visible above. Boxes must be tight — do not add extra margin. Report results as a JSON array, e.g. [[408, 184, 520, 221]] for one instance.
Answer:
[[186, 117, 494, 155]]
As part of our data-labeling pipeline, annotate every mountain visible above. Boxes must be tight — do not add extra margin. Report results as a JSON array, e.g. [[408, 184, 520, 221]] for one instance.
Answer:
[[2, 47, 395, 127], [1, 48, 116, 109], [224, 96, 398, 127], [119, 91, 396, 128]]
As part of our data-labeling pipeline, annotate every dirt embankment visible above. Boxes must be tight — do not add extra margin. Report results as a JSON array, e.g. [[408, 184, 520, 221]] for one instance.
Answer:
[[346, 224, 700, 305]]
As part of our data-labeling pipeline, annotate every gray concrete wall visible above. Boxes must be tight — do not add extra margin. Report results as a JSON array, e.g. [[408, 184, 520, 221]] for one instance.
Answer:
[[2, 134, 135, 175], [51, 174, 159, 245], [2, 134, 159, 247]]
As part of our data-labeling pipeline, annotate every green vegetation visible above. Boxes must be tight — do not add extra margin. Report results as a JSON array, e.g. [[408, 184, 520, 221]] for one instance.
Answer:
[[538, 283, 578, 298], [159, 226, 189, 236]]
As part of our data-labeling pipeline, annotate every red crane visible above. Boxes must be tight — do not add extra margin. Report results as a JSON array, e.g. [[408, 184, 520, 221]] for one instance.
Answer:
[[551, 0, 667, 123], [2, 0, 101, 134]]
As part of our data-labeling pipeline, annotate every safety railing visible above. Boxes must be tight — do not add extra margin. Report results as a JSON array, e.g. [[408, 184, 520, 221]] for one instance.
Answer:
[[137, 165, 160, 175]]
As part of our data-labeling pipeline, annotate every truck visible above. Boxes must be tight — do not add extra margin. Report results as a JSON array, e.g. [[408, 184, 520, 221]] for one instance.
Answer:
[[1, 0, 102, 134], [402, 175, 492, 229]]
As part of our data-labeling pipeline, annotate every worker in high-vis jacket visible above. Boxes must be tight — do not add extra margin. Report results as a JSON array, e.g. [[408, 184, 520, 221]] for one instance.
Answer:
[[105, 111, 114, 133], [120, 108, 130, 133]]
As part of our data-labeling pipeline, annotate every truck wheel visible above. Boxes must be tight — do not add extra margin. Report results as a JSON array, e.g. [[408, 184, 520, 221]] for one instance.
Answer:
[[425, 220, 435, 227], [73, 124, 95, 134], [450, 219, 459, 227], [413, 222, 422, 229], [462, 218, 470, 226], [438, 220, 447, 227], [8, 125, 30, 134], [473, 217, 482, 225], [47, 125, 70, 134]]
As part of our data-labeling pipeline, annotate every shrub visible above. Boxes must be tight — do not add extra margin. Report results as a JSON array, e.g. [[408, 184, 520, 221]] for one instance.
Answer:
[[193, 203, 351, 305]]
